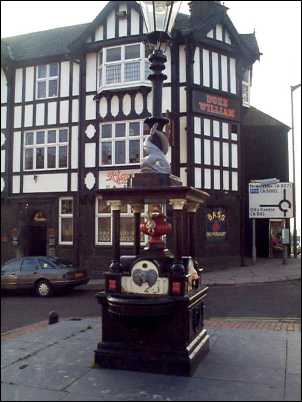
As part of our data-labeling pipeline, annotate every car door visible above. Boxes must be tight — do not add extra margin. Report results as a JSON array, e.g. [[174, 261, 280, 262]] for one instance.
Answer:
[[1, 259, 20, 289], [18, 257, 41, 289]]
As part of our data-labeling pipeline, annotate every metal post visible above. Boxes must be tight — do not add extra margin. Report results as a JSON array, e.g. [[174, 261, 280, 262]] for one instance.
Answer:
[[290, 84, 301, 258], [252, 218, 257, 265], [282, 219, 287, 265]]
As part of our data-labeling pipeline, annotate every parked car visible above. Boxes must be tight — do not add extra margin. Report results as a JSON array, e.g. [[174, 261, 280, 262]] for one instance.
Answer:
[[1, 256, 89, 297]]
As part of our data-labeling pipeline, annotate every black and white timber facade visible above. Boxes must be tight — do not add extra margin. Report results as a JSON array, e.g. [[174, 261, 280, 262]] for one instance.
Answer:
[[1, 1, 290, 274]]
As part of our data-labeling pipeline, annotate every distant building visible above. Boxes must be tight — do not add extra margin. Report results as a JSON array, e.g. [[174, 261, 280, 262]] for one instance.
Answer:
[[1, 1, 290, 275]]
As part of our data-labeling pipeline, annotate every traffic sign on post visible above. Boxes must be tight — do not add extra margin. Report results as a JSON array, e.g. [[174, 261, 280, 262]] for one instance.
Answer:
[[249, 182, 294, 219]]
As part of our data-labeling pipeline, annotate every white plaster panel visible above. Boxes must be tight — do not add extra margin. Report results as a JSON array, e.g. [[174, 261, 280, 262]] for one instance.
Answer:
[[222, 122, 229, 139], [213, 120, 220, 137], [71, 172, 78, 191], [195, 168, 201, 188], [214, 141, 220, 166], [204, 139, 211, 165], [23, 173, 68, 193], [1, 106, 7, 129], [230, 58, 237, 94], [212, 52, 219, 90], [72, 99, 79, 122], [179, 46, 186, 83], [179, 116, 187, 164], [194, 138, 201, 164], [216, 24, 223, 41], [36, 103, 45, 126], [14, 106, 22, 129], [12, 175, 20, 194], [204, 118, 211, 136], [223, 170, 229, 190], [71, 126, 78, 169], [107, 11, 116, 39], [206, 29, 214, 39], [1, 132, 5, 147], [72, 63, 80, 96], [134, 93, 144, 115], [214, 169, 220, 190], [48, 102, 57, 125], [99, 97, 108, 118], [111, 96, 119, 117], [232, 143, 238, 168], [25, 67, 34, 101], [165, 47, 171, 83], [232, 171, 238, 191], [225, 31, 232, 45], [223, 142, 229, 167], [204, 169, 211, 189], [119, 5, 127, 37], [221, 55, 228, 92], [203, 49, 210, 87], [162, 87, 171, 114], [60, 61, 70, 97], [60, 100, 69, 124], [131, 9, 140, 35], [147, 92, 152, 114], [95, 25, 103, 41], [122, 94, 131, 116], [180, 168, 187, 186], [85, 143, 96, 168], [194, 116, 201, 134], [179, 87, 187, 113], [13, 131, 21, 172], [193, 47, 200, 85], [86, 53, 97, 92], [86, 95, 96, 120], [1, 150, 5, 173], [1, 69, 8, 102], [24, 104, 33, 127], [14, 68, 22, 103]]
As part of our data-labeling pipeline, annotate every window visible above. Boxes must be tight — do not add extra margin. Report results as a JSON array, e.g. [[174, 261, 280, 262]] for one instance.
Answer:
[[100, 121, 146, 166], [24, 128, 68, 171], [98, 43, 151, 90], [96, 199, 150, 246], [2, 259, 20, 273], [242, 69, 251, 107], [21, 258, 39, 272], [59, 198, 73, 245], [36, 63, 59, 99]]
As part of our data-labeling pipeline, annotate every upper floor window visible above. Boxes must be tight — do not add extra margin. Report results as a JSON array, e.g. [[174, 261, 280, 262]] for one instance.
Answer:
[[24, 128, 68, 171], [98, 43, 151, 90], [242, 69, 251, 107], [100, 120, 148, 166], [36, 63, 59, 99]]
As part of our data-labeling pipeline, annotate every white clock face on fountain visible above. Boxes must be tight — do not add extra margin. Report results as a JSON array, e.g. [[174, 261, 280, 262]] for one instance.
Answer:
[[121, 259, 169, 295]]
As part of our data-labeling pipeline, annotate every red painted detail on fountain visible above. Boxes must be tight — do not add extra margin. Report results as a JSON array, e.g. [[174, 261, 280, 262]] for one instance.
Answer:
[[140, 207, 172, 249]]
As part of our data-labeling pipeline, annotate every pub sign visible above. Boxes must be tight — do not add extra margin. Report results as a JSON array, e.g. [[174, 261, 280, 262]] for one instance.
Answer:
[[193, 90, 240, 121], [206, 208, 227, 241]]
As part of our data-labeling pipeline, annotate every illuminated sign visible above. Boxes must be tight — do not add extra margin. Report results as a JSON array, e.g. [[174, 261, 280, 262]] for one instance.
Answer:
[[193, 91, 240, 121]]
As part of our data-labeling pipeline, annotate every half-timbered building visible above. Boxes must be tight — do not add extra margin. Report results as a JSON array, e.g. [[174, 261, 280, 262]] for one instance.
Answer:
[[1, 1, 290, 275]]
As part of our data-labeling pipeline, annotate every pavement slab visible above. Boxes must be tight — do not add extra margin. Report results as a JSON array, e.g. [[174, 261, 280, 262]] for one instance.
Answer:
[[1, 318, 301, 401]]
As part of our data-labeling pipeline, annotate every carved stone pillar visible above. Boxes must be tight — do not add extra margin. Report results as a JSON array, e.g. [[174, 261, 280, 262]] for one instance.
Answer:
[[131, 204, 144, 256], [108, 200, 122, 272]]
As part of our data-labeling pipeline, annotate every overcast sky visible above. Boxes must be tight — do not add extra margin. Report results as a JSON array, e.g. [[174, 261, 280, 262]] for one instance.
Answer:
[[1, 1, 301, 237]]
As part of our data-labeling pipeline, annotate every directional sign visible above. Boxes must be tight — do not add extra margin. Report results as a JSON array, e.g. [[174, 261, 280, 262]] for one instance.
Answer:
[[249, 182, 294, 219]]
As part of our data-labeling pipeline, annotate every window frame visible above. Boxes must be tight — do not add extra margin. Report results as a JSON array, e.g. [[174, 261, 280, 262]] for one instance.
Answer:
[[99, 120, 146, 167], [242, 68, 251, 107], [59, 197, 73, 245], [98, 43, 151, 91], [23, 128, 69, 171], [36, 63, 59, 100]]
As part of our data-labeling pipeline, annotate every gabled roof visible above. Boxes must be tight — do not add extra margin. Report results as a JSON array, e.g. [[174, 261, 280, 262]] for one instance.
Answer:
[[242, 106, 290, 131], [1, 23, 89, 63]]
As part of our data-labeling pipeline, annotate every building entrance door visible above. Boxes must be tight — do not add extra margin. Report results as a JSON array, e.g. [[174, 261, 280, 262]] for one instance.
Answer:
[[28, 225, 47, 256]]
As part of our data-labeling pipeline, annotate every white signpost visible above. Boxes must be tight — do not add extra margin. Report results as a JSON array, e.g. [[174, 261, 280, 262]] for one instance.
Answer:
[[249, 182, 293, 219], [248, 181, 293, 265]]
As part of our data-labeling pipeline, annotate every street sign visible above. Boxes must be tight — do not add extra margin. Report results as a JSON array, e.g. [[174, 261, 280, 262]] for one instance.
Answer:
[[249, 182, 293, 219]]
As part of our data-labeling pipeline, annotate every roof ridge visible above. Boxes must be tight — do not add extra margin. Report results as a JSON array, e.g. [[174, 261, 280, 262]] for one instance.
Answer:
[[2, 22, 90, 41]]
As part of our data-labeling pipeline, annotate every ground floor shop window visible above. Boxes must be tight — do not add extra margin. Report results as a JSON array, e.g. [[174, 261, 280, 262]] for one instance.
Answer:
[[59, 198, 73, 245], [96, 199, 150, 246]]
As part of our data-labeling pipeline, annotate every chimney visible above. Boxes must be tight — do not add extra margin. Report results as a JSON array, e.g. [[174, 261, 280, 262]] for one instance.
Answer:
[[189, 1, 223, 26]]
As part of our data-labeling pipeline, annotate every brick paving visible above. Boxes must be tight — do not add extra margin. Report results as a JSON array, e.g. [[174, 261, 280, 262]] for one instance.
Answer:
[[206, 318, 301, 332]]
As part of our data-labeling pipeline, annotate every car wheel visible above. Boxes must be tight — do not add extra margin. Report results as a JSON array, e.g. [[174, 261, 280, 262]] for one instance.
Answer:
[[35, 280, 53, 297]]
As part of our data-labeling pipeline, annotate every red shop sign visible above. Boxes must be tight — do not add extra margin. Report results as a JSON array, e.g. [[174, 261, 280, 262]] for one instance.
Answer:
[[193, 90, 240, 121]]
